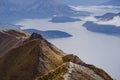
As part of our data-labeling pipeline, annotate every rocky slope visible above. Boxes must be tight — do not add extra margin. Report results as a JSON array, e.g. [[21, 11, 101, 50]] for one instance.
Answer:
[[37, 62, 112, 80], [0, 30, 113, 80]]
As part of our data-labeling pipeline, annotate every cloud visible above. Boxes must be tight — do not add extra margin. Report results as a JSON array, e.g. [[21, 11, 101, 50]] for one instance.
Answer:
[[96, 16, 120, 27], [72, 5, 120, 27], [70, 6, 120, 15], [82, 16, 120, 27], [81, 16, 97, 21]]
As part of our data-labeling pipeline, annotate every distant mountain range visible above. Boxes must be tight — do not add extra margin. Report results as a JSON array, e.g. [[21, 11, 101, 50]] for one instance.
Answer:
[[95, 12, 120, 20], [83, 21, 120, 36], [0, 23, 72, 39], [49, 16, 81, 23], [24, 29, 72, 39], [0, 23, 21, 30], [0, 0, 90, 22]]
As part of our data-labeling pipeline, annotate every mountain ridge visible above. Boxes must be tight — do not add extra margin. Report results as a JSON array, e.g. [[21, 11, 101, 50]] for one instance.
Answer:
[[0, 30, 113, 80]]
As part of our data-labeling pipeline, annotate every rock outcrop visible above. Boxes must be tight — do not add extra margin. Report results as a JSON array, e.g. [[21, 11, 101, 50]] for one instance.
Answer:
[[0, 30, 113, 80], [36, 62, 113, 80], [62, 54, 85, 64]]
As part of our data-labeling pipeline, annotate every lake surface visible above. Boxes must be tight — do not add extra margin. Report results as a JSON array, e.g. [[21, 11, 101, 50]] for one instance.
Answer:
[[17, 18, 120, 80]]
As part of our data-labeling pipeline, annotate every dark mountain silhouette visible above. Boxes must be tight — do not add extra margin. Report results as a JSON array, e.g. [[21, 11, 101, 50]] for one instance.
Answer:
[[83, 21, 120, 36], [24, 29, 72, 39], [0, 23, 21, 30], [0, 0, 90, 22], [95, 12, 120, 20]]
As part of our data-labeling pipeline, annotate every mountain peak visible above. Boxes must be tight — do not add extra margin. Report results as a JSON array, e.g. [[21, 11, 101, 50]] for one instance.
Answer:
[[29, 32, 45, 40]]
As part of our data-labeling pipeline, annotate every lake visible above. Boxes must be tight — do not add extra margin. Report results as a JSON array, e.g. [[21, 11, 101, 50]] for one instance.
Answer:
[[17, 18, 120, 79]]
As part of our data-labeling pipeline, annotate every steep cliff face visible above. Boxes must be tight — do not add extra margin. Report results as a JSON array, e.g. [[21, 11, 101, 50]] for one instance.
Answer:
[[0, 30, 113, 80]]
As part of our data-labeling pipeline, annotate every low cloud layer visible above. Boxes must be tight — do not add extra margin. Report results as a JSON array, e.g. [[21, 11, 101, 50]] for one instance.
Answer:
[[70, 6, 120, 15], [82, 16, 120, 27], [96, 16, 120, 27]]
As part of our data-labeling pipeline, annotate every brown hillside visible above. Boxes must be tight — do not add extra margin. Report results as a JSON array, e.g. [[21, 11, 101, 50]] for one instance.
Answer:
[[27, 33, 65, 75], [0, 30, 30, 56], [0, 40, 39, 80], [0, 30, 113, 80], [0, 31, 65, 80]]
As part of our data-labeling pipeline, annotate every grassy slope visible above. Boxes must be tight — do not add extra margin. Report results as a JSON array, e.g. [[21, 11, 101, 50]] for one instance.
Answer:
[[0, 30, 30, 56], [0, 38, 64, 80], [0, 40, 39, 80]]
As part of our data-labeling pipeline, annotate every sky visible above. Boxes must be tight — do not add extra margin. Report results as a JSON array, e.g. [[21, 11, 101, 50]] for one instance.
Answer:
[[0, 0, 111, 6], [61, 0, 110, 5], [9, 0, 38, 7], [1, 0, 120, 7]]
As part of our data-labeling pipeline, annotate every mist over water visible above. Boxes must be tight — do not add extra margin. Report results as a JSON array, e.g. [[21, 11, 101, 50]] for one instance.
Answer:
[[17, 18, 120, 79], [70, 5, 120, 16]]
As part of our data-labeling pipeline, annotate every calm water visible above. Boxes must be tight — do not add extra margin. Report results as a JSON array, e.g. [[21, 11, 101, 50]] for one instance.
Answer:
[[17, 19, 120, 80]]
